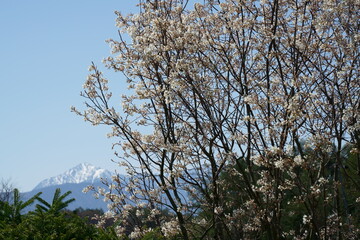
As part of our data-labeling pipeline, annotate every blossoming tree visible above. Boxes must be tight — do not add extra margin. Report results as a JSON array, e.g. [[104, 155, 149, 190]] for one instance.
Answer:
[[73, 0, 359, 239]]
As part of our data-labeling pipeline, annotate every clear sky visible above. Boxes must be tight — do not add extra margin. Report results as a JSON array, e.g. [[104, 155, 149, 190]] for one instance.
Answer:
[[0, 1, 136, 192]]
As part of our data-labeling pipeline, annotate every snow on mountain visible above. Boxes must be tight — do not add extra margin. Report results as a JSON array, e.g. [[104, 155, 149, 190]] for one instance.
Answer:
[[33, 163, 112, 190]]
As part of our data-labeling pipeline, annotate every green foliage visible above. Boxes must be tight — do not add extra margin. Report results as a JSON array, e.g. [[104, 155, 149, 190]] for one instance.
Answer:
[[72, 207, 104, 224], [141, 228, 166, 240], [35, 188, 75, 215], [0, 188, 120, 239], [96, 226, 127, 240], [341, 146, 360, 223], [0, 201, 12, 223], [0, 211, 98, 240], [0, 188, 41, 224]]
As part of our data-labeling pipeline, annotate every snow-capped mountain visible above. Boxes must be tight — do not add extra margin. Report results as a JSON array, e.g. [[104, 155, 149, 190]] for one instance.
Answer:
[[33, 163, 112, 190], [21, 163, 114, 212]]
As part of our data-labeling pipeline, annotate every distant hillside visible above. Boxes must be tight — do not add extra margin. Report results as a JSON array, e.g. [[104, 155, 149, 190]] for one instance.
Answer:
[[22, 182, 108, 212], [22, 163, 114, 212]]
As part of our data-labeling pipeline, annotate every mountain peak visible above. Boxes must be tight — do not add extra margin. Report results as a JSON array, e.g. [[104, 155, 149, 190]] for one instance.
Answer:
[[33, 163, 112, 190]]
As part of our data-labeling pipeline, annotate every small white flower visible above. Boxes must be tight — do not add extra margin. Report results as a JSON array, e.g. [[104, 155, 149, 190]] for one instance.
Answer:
[[274, 159, 284, 169], [214, 207, 223, 215], [294, 155, 304, 166], [82, 185, 94, 193], [303, 214, 311, 224]]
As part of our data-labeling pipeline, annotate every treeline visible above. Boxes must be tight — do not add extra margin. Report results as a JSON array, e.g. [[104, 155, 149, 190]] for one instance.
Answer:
[[0, 188, 108, 239], [0, 188, 171, 239]]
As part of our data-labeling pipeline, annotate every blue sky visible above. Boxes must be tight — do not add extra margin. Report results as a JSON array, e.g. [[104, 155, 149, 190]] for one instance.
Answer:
[[0, 1, 136, 191]]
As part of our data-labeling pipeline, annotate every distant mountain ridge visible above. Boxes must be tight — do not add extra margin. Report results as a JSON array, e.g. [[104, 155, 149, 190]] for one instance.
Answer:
[[23, 163, 114, 212], [33, 163, 112, 190]]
